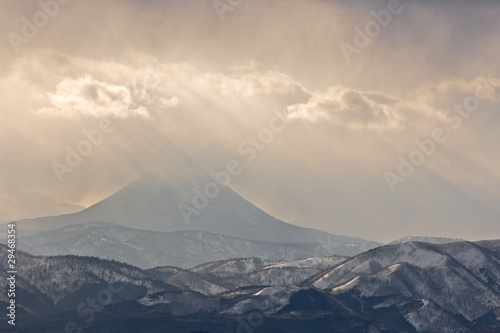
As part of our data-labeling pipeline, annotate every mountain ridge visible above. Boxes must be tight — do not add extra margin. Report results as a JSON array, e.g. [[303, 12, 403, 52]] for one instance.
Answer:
[[12, 221, 380, 269], [2, 240, 500, 332]]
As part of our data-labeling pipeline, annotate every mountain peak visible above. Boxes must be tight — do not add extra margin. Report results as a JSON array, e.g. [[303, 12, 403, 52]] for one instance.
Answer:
[[15, 169, 370, 245]]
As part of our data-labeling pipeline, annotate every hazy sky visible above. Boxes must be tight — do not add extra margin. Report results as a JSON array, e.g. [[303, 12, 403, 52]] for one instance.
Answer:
[[1, 0, 499, 242]]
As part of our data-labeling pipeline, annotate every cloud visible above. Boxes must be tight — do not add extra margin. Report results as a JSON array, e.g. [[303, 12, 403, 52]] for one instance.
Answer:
[[284, 74, 500, 135], [1, 0, 500, 243], [398, 75, 500, 124], [38, 75, 152, 118], [15, 50, 499, 132], [7, 51, 309, 120], [287, 86, 403, 130], [150, 62, 310, 104]]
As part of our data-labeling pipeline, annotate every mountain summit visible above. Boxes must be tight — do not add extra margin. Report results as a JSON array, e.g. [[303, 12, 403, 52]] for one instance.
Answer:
[[14, 170, 368, 245]]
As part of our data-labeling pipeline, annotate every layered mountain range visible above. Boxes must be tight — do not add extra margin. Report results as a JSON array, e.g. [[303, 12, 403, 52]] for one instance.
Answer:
[[7, 170, 381, 268], [2, 171, 498, 332], [2, 240, 500, 332]]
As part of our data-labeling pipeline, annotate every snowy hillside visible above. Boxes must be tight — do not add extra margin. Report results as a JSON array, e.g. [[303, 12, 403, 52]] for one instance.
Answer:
[[389, 236, 464, 245], [2, 240, 500, 332]]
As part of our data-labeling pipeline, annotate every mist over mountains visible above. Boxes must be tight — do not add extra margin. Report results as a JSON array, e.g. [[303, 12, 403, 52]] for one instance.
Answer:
[[2, 0, 500, 332], [8, 170, 381, 269], [13, 221, 379, 269], [13, 170, 364, 242], [2, 171, 500, 332]]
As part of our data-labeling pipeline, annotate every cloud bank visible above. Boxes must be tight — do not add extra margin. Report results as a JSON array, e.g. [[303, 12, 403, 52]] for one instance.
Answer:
[[0, 0, 500, 242]]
